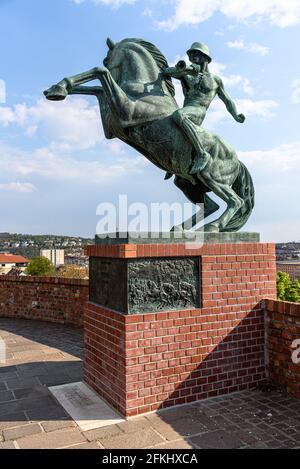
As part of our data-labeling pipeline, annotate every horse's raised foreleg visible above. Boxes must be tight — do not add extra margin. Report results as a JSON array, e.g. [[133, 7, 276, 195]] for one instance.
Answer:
[[97, 71, 134, 125], [66, 68, 134, 123], [68, 85, 103, 96], [44, 67, 105, 101], [44, 68, 134, 125]]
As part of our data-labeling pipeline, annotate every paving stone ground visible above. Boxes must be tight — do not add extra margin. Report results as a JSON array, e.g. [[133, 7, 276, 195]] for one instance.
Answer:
[[0, 318, 300, 449]]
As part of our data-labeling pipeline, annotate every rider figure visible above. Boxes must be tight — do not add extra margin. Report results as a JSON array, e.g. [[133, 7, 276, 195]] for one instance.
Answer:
[[163, 42, 245, 176]]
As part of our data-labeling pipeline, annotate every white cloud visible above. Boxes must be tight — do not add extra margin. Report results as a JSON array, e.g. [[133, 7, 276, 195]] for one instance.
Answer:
[[246, 218, 300, 243], [0, 80, 6, 104], [0, 141, 146, 185], [0, 182, 37, 193], [236, 98, 278, 118], [205, 98, 278, 128], [0, 106, 15, 126], [238, 142, 300, 242], [226, 40, 270, 56], [157, 0, 300, 31], [104, 139, 127, 155], [72, 0, 137, 8], [210, 62, 254, 95], [0, 97, 104, 151], [239, 142, 300, 171], [291, 79, 300, 103], [242, 79, 254, 95], [142, 7, 152, 17]]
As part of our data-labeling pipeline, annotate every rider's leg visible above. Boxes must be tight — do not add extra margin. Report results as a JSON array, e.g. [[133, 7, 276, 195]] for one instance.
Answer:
[[173, 108, 210, 173]]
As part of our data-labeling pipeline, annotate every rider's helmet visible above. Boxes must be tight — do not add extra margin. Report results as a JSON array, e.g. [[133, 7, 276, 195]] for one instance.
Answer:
[[187, 42, 212, 63]]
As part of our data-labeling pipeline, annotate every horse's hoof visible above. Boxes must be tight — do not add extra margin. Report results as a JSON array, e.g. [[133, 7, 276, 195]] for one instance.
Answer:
[[170, 225, 183, 233], [204, 223, 219, 233], [44, 84, 67, 101]]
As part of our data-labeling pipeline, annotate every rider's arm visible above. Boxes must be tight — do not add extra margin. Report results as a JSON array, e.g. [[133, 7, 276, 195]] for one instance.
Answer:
[[162, 66, 187, 79], [216, 77, 245, 123], [162, 62, 200, 79]]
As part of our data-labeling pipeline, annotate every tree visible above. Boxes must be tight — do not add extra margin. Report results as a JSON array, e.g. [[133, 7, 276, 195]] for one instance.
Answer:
[[26, 256, 55, 277], [277, 271, 291, 300], [277, 271, 300, 303], [285, 279, 300, 303]]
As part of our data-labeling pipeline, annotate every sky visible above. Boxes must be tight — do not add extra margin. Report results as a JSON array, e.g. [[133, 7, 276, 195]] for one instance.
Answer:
[[0, 0, 300, 241]]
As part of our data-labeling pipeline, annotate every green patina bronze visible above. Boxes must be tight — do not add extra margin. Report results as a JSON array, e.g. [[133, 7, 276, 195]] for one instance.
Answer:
[[44, 38, 254, 233]]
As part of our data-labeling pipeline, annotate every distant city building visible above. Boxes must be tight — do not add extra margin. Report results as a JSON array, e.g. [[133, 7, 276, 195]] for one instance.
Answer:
[[65, 255, 88, 267], [277, 261, 300, 280], [40, 249, 65, 266], [0, 253, 29, 275]]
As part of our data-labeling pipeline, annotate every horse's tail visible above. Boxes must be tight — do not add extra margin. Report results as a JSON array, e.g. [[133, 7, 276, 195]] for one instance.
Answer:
[[225, 161, 255, 232]]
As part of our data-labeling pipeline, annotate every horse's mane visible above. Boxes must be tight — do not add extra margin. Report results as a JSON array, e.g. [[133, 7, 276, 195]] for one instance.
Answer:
[[123, 38, 175, 97]]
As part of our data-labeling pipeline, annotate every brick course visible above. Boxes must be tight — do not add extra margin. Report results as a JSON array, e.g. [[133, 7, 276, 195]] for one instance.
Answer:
[[265, 298, 300, 399], [0, 276, 88, 327], [85, 242, 276, 417]]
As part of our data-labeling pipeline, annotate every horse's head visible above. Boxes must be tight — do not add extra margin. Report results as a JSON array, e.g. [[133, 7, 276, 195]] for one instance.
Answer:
[[103, 38, 122, 81], [103, 38, 175, 99]]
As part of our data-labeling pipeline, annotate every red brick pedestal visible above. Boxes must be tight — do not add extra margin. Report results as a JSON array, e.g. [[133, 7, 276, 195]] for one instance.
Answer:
[[84, 241, 276, 417]]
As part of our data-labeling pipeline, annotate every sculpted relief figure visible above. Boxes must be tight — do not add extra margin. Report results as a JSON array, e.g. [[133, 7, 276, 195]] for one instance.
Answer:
[[44, 38, 254, 233]]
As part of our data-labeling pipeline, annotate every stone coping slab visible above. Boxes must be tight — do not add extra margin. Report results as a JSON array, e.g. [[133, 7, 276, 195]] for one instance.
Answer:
[[95, 231, 260, 245]]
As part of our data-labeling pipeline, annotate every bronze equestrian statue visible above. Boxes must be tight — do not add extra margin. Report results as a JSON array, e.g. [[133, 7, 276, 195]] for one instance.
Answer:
[[44, 38, 254, 233]]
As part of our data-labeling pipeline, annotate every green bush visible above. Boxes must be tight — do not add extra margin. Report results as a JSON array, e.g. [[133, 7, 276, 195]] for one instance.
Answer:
[[26, 256, 55, 277], [277, 271, 300, 303]]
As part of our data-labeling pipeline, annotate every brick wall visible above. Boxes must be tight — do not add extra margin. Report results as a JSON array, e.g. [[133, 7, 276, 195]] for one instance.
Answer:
[[0, 276, 88, 327], [84, 304, 126, 415], [85, 242, 277, 417], [265, 299, 300, 399]]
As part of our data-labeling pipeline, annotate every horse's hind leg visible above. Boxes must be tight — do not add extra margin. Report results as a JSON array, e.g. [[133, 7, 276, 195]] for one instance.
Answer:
[[203, 194, 220, 219], [171, 209, 201, 232], [171, 176, 202, 231], [172, 194, 219, 231], [171, 176, 219, 231], [201, 180, 244, 232]]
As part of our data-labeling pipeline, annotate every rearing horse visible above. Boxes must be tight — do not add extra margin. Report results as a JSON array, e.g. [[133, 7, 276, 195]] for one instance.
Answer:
[[44, 38, 254, 233]]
